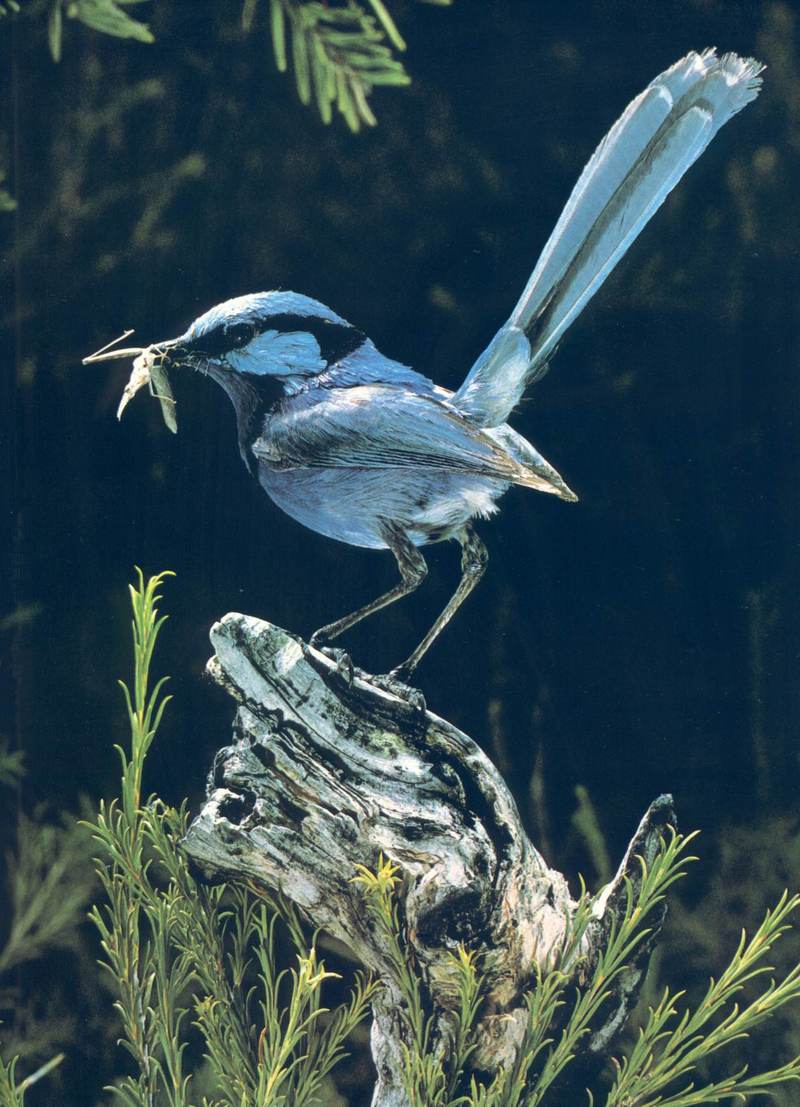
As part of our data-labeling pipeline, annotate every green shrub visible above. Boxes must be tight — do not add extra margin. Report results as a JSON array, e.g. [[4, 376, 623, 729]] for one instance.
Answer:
[[6, 571, 800, 1107]]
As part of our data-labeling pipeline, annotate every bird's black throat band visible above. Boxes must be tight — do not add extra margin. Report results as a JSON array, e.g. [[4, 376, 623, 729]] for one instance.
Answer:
[[205, 363, 284, 476]]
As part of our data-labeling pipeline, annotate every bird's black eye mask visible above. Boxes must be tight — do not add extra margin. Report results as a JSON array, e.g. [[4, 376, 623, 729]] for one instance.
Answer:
[[191, 314, 366, 366]]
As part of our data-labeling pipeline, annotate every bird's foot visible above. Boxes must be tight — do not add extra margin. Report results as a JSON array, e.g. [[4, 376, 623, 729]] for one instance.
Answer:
[[308, 634, 424, 710], [367, 668, 426, 714], [309, 642, 355, 686]]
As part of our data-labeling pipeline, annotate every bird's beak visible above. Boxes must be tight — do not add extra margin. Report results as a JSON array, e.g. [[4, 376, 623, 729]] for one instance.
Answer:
[[81, 333, 187, 366], [150, 336, 189, 364]]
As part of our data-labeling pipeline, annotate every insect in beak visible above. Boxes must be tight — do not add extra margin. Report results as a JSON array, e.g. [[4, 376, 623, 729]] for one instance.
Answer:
[[83, 331, 179, 433]]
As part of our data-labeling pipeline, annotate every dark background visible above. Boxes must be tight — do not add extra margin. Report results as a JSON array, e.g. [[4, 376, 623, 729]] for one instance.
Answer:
[[2, 0, 799, 1101]]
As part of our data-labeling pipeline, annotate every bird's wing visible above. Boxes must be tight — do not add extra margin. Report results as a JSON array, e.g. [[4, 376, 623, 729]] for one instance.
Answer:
[[253, 384, 542, 485], [453, 50, 764, 428]]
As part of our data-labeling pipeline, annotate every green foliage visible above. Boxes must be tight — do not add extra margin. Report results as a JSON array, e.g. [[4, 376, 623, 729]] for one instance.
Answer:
[[243, 0, 458, 129], [0, 1050, 65, 1106], [89, 569, 376, 1107], [354, 838, 800, 1107], [655, 816, 800, 1107], [247, 0, 412, 131], [0, 0, 153, 60], [0, 809, 95, 977], [0, 742, 24, 789], [0, 735, 94, 1102], [56, 0, 154, 60], [0, 124, 15, 213], [0, 177, 15, 213], [605, 892, 800, 1106], [2, 0, 452, 129], [114, 568, 174, 824], [353, 837, 693, 1106], [571, 784, 612, 886]]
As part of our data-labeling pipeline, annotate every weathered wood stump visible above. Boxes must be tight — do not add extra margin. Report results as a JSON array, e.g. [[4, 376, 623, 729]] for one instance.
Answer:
[[182, 614, 675, 1106]]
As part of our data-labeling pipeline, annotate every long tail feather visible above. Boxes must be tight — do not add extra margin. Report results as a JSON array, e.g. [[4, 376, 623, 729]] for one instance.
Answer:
[[454, 50, 764, 428]]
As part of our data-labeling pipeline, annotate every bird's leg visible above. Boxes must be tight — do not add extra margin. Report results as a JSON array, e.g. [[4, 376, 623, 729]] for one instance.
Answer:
[[310, 521, 427, 648], [390, 525, 488, 683]]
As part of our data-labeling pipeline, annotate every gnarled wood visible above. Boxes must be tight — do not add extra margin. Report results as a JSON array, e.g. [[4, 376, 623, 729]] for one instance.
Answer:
[[182, 614, 674, 1106]]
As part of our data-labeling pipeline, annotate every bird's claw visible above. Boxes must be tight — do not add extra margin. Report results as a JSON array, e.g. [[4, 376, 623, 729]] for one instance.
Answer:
[[312, 643, 354, 686], [368, 670, 426, 714], [307, 635, 423, 709]]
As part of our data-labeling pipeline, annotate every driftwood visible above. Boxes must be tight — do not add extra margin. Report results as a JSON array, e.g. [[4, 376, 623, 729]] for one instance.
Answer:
[[182, 614, 675, 1106]]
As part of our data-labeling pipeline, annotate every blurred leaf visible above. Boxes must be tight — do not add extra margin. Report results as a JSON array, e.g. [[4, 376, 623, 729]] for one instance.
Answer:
[[47, 0, 61, 60], [0, 603, 43, 631], [0, 166, 15, 212], [270, 0, 287, 71], [366, 0, 405, 51], [0, 810, 95, 975], [571, 783, 612, 885], [65, 0, 154, 43], [241, 0, 258, 32], [0, 742, 24, 788]]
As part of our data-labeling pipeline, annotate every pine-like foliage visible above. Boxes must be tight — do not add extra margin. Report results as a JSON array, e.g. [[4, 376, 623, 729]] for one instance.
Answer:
[[1, 1, 452, 130], [88, 570, 377, 1107], [353, 844, 800, 1104], [0, 736, 95, 1100], [0, 1051, 65, 1105], [0, 0, 154, 60], [243, 0, 415, 131]]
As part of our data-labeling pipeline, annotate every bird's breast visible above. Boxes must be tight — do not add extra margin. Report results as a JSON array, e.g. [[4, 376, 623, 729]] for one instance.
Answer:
[[256, 463, 508, 550]]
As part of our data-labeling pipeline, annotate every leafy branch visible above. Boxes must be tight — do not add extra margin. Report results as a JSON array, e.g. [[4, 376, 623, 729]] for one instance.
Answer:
[[2, 1, 453, 131], [0, 720, 94, 1102], [89, 569, 376, 1107], [605, 890, 800, 1107], [248, 0, 414, 131], [0, 810, 95, 976], [0, 1050, 65, 1106], [354, 834, 800, 1107], [0, 0, 154, 60]]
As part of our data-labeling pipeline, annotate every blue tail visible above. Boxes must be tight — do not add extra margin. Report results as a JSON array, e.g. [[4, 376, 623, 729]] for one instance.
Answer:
[[454, 50, 764, 428]]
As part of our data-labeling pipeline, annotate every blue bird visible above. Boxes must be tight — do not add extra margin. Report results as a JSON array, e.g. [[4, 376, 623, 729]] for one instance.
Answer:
[[89, 50, 763, 686]]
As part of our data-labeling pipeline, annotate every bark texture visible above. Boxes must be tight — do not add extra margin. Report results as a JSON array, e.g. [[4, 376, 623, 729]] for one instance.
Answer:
[[182, 613, 674, 1105]]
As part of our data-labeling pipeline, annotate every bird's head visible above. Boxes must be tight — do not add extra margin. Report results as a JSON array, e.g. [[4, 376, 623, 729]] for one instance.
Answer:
[[155, 290, 367, 392], [85, 290, 370, 440]]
